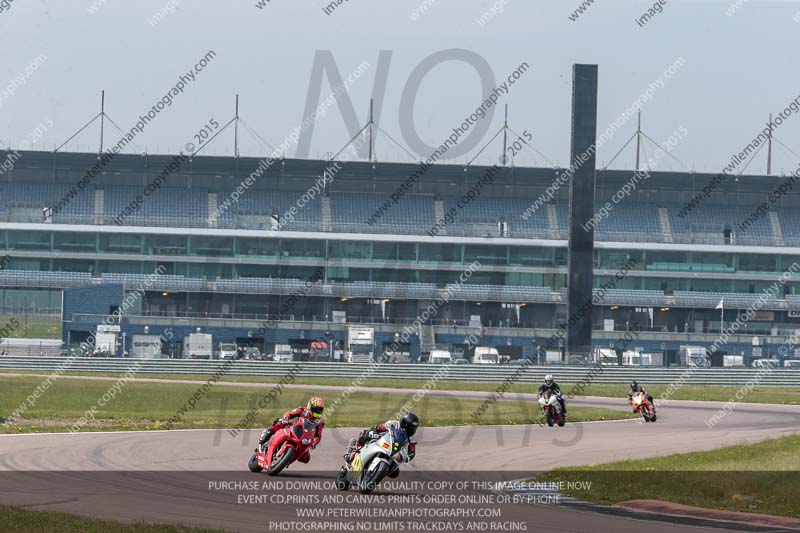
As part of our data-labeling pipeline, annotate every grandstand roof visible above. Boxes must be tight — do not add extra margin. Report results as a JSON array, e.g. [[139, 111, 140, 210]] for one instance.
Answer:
[[4, 149, 795, 197]]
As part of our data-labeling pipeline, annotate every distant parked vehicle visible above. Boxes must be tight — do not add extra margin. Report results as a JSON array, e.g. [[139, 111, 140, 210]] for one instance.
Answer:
[[428, 350, 452, 365], [243, 347, 262, 360], [185, 333, 213, 359], [784, 360, 800, 368], [272, 345, 294, 362], [723, 355, 745, 368], [472, 347, 499, 364], [219, 342, 238, 360], [752, 358, 779, 368], [452, 358, 470, 365], [679, 345, 710, 367], [346, 327, 375, 363], [131, 335, 163, 359]]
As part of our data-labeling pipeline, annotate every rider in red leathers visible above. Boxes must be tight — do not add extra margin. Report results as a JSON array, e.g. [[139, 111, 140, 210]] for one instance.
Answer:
[[258, 397, 324, 462]]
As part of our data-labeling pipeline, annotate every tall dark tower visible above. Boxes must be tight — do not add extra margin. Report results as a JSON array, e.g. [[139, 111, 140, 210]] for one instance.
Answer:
[[566, 64, 598, 364]]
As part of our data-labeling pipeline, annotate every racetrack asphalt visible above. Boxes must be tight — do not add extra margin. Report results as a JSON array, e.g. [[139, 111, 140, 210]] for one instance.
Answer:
[[1, 378, 799, 532]]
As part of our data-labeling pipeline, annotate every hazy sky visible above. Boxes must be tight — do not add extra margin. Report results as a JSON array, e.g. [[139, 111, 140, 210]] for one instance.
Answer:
[[0, 0, 798, 174]]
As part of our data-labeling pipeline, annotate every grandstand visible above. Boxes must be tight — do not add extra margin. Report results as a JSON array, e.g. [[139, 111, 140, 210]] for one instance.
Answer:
[[1, 149, 799, 363]]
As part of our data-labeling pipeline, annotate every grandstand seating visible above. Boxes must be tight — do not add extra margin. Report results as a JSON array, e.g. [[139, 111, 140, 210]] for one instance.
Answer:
[[100, 273, 208, 291], [593, 205, 662, 242], [446, 284, 558, 302], [785, 295, 800, 309], [336, 281, 438, 299], [0, 182, 797, 246], [231, 190, 322, 231], [442, 197, 551, 238], [667, 203, 779, 245], [330, 192, 435, 233], [778, 211, 800, 246], [0, 270, 92, 288], [673, 291, 778, 308], [592, 289, 666, 306], [104, 186, 208, 227], [1, 183, 94, 223], [2, 268, 797, 314]]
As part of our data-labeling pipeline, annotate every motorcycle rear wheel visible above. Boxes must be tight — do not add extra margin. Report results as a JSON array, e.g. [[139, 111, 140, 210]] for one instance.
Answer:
[[267, 447, 295, 476]]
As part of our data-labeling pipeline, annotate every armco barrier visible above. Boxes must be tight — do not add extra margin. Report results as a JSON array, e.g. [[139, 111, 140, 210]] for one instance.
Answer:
[[0, 357, 799, 386]]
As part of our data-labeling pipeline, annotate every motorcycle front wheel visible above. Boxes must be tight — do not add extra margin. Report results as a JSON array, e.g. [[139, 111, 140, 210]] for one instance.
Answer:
[[248, 454, 263, 473], [359, 462, 389, 494], [267, 447, 295, 476], [335, 466, 351, 491]]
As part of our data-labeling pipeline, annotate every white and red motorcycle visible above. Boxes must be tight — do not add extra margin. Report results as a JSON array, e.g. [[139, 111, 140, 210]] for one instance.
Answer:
[[538, 390, 566, 427]]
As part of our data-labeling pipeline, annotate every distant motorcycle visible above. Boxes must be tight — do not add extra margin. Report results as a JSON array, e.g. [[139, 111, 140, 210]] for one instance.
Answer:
[[631, 391, 657, 422], [335, 428, 409, 494], [538, 390, 566, 427], [248, 417, 318, 476]]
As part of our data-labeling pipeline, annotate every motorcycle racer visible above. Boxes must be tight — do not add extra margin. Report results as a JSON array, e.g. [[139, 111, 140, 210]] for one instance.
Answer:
[[627, 382, 656, 413], [258, 396, 325, 448], [344, 411, 419, 464], [538, 374, 567, 415]]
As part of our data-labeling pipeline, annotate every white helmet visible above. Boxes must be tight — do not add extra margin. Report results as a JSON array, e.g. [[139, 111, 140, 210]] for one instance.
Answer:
[[544, 374, 553, 385]]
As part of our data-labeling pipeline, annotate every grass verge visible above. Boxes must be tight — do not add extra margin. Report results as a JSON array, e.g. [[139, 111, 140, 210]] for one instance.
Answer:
[[0, 376, 631, 433], [0, 505, 220, 532], [1, 369, 796, 405], [536, 434, 800, 519]]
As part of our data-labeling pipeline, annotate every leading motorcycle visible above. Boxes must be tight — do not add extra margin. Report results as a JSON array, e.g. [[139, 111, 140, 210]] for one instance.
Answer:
[[248, 417, 318, 476], [335, 428, 409, 494], [631, 390, 657, 422]]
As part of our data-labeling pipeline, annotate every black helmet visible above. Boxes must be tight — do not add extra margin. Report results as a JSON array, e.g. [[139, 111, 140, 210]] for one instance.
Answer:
[[400, 412, 419, 437], [630, 381, 638, 391]]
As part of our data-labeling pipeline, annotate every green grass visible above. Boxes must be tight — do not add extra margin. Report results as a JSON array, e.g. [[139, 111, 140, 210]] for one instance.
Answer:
[[536, 434, 800, 519], [0, 505, 222, 532], [0, 376, 631, 433], [2, 370, 795, 405]]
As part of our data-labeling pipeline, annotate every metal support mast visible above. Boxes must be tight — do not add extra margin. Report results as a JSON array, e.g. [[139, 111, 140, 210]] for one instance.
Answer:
[[635, 110, 641, 171], [501, 105, 508, 166], [767, 113, 773, 175]]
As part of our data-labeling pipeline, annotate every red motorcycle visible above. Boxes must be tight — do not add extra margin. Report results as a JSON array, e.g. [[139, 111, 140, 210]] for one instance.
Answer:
[[631, 391, 657, 423], [248, 417, 318, 476], [538, 390, 566, 427]]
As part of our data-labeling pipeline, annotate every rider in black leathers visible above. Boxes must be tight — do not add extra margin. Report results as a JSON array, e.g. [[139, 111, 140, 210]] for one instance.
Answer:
[[538, 374, 567, 415], [627, 381, 656, 413]]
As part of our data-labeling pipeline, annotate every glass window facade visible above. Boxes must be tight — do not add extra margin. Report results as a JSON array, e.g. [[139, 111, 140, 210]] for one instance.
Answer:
[[5, 230, 800, 296]]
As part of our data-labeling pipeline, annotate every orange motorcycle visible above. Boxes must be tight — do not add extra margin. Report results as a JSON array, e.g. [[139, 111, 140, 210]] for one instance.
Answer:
[[631, 391, 657, 422]]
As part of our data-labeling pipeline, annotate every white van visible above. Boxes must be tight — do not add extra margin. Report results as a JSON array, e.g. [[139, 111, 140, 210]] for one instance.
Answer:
[[472, 347, 499, 364], [272, 344, 294, 362], [219, 342, 238, 360], [429, 350, 452, 365]]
